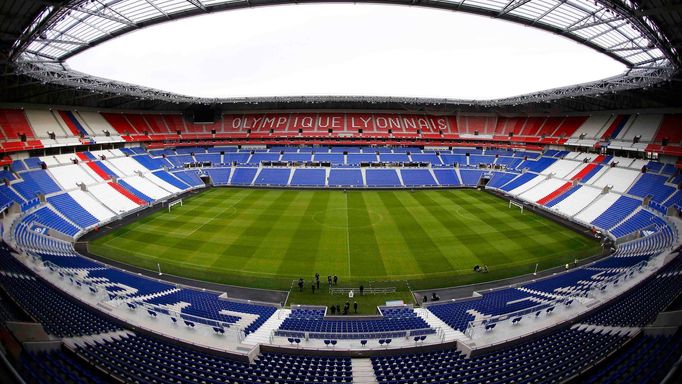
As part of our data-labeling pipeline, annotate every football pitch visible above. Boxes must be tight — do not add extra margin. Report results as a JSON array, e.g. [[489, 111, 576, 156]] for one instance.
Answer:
[[89, 188, 601, 293]]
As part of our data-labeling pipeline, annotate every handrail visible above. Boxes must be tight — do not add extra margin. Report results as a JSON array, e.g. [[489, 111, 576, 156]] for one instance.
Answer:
[[38, 258, 246, 341], [463, 258, 649, 338], [272, 326, 436, 340]]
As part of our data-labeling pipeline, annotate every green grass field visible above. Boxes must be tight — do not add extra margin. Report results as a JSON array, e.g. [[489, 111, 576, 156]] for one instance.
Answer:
[[89, 188, 600, 303]]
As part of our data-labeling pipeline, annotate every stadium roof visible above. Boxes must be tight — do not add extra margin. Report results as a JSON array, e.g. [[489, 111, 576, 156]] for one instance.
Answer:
[[0, 0, 681, 113]]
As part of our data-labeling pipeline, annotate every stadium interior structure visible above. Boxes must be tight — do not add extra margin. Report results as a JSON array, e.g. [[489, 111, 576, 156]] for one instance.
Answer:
[[1, 1, 682, 384]]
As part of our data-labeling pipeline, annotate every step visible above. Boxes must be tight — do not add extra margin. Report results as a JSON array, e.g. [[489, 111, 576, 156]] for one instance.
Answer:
[[352, 358, 378, 384], [242, 309, 291, 346], [414, 308, 462, 342]]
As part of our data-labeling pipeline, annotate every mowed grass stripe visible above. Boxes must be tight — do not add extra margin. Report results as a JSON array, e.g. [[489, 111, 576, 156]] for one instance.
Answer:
[[347, 192, 386, 278], [89, 188, 602, 290], [438, 190, 585, 265], [442, 191, 545, 261], [275, 191, 336, 278], [307, 192, 350, 279], [215, 190, 299, 274], [427, 190, 513, 265], [362, 192, 425, 278], [380, 191, 455, 275]]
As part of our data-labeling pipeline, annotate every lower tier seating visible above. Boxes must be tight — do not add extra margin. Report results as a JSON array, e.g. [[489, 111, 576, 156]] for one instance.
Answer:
[[583, 329, 682, 384], [371, 328, 628, 384], [75, 334, 353, 384]]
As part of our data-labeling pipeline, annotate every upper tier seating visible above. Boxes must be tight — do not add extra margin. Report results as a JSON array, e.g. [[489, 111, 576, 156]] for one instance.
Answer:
[[380, 153, 410, 163], [282, 152, 313, 162], [627, 173, 675, 203], [314, 153, 345, 165], [0, 109, 35, 141], [2, 109, 681, 157]]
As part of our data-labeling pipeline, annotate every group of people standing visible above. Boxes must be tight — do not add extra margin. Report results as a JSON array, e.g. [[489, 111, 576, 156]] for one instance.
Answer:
[[297, 273, 339, 293], [295, 273, 363, 315], [329, 301, 357, 315]]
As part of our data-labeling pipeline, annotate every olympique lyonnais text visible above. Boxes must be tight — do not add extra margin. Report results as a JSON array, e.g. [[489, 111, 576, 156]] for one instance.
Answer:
[[224, 113, 452, 132]]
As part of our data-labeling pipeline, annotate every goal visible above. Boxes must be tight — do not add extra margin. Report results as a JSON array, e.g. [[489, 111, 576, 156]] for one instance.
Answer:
[[508, 200, 524, 213], [168, 199, 183, 213]]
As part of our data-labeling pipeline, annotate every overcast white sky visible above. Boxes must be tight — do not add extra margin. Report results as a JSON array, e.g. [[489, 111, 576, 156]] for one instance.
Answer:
[[66, 3, 626, 100]]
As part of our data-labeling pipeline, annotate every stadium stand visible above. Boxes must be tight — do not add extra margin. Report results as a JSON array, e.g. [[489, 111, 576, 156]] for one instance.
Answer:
[[276, 307, 435, 339], [0, 117, 681, 383]]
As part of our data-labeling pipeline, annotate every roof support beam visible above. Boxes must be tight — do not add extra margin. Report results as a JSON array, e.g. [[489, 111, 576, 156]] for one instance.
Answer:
[[498, 0, 532, 16], [67, 6, 137, 28], [185, 0, 208, 12]]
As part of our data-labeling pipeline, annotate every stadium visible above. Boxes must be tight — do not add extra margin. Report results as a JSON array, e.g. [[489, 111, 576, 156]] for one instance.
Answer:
[[0, 0, 681, 383]]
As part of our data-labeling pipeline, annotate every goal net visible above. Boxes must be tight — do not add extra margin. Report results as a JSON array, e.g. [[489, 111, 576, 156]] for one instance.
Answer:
[[508, 200, 524, 213], [168, 199, 183, 213]]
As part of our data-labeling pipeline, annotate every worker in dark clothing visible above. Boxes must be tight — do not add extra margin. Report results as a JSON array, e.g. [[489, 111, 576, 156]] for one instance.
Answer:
[[353, 301, 358, 314]]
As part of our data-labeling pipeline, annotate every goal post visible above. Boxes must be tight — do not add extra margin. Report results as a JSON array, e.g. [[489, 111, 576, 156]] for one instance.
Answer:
[[509, 200, 524, 213], [168, 199, 183, 213]]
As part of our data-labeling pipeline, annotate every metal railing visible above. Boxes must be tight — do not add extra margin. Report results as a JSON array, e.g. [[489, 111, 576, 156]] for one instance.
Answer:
[[38, 258, 246, 342], [272, 326, 439, 342], [463, 258, 649, 338]]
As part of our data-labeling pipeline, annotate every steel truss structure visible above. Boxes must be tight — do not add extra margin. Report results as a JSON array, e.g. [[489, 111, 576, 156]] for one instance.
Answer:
[[9, 0, 679, 107]]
